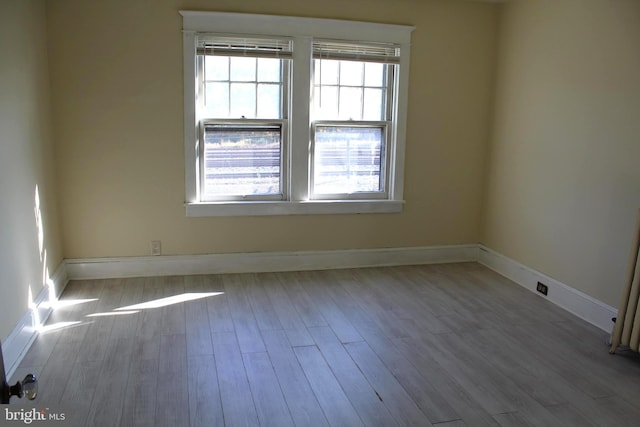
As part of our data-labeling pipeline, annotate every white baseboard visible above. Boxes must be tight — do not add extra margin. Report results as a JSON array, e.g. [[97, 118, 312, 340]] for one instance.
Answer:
[[2, 262, 68, 381], [65, 244, 480, 279], [4, 243, 616, 379], [477, 245, 616, 332], [65, 244, 616, 332]]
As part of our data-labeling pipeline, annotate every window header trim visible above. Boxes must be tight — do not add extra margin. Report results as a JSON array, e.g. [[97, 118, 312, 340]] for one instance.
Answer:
[[181, 11, 414, 44]]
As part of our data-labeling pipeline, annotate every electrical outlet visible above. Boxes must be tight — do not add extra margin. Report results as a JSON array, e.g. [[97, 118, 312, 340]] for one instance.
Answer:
[[151, 240, 162, 256], [536, 282, 548, 296]]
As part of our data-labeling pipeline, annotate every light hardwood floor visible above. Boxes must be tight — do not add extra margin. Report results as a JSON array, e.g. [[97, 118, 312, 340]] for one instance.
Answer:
[[9, 262, 640, 426]]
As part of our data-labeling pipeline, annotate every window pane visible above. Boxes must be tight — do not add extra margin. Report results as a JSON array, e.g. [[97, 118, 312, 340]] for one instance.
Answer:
[[313, 59, 340, 85], [339, 61, 363, 86], [364, 62, 384, 87], [205, 56, 229, 81], [338, 87, 362, 120], [203, 126, 281, 196], [205, 82, 229, 117], [230, 83, 256, 118], [230, 57, 256, 81], [314, 126, 384, 194], [363, 88, 383, 121], [315, 86, 338, 120], [257, 84, 281, 118], [257, 58, 281, 82]]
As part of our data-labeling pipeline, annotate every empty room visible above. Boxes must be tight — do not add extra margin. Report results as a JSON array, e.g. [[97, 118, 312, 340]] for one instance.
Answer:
[[1, 0, 640, 425]]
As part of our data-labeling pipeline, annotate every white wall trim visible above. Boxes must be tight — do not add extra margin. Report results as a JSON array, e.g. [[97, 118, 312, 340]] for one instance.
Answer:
[[65, 245, 617, 332], [181, 11, 414, 214], [180, 11, 415, 43], [2, 261, 68, 381], [65, 245, 480, 280], [478, 245, 616, 332], [185, 200, 405, 217], [4, 243, 617, 379]]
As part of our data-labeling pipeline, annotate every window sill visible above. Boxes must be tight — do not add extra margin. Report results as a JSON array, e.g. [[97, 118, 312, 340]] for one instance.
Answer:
[[185, 200, 404, 217]]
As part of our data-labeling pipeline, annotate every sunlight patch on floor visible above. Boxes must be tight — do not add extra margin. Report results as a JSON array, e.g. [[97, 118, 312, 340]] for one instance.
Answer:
[[37, 321, 84, 333], [86, 310, 139, 317], [47, 298, 98, 310], [115, 292, 223, 311]]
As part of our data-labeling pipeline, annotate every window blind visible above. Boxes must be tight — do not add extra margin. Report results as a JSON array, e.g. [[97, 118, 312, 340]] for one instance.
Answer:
[[313, 39, 401, 64], [196, 34, 293, 59]]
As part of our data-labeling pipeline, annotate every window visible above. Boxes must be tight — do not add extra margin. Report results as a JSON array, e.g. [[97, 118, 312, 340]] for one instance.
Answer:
[[311, 40, 398, 199], [196, 35, 291, 201], [181, 11, 414, 216]]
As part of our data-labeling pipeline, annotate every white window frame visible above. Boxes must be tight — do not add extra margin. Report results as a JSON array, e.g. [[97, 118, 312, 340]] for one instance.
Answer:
[[181, 11, 414, 216]]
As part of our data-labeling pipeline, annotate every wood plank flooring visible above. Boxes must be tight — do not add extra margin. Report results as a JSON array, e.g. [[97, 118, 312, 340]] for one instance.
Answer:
[[10, 262, 640, 426]]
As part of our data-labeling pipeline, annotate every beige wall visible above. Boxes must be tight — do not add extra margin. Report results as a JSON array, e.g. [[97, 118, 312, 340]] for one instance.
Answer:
[[0, 0, 63, 341], [482, 0, 640, 306], [5, 0, 636, 339], [46, 0, 498, 258]]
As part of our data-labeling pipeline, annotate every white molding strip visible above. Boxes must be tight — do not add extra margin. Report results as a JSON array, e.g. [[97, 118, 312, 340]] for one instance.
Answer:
[[2, 262, 69, 381], [478, 245, 616, 332], [180, 11, 415, 44], [4, 243, 616, 380], [65, 245, 480, 280], [65, 245, 616, 332]]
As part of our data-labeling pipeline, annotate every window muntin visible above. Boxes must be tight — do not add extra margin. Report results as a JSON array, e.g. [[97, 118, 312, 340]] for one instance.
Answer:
[[314, 60, 389, 121], [202, 56, 284, 119]]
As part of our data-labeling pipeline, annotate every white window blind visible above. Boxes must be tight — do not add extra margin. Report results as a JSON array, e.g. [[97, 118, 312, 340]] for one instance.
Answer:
[[312, 39, 400, 64], [197, 34, 293, 59]]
